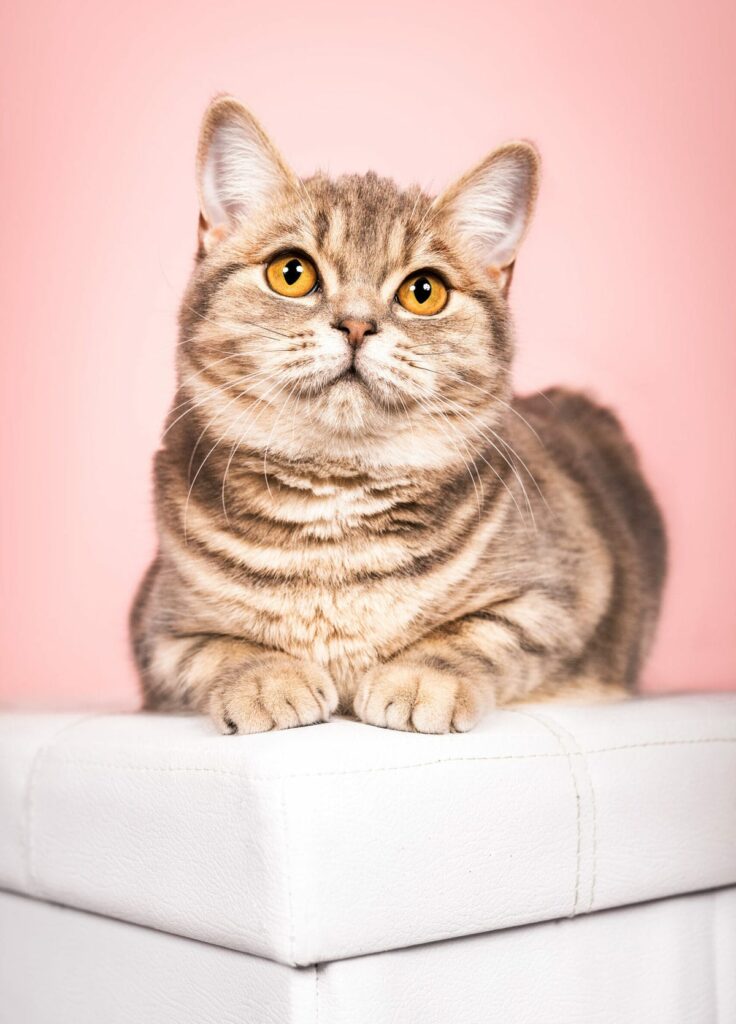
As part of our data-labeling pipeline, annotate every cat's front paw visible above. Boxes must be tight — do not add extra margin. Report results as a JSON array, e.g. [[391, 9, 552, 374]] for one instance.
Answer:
[[354, 660, 486, 734], [209, 654, 338, 735]]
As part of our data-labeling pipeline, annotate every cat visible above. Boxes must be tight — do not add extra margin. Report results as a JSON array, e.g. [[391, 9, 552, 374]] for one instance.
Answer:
[[130, 95, 667, 735]]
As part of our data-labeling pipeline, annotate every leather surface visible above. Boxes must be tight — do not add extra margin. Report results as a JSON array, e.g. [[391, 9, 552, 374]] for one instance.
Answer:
[[2, 887, 734, 1023], [0, 695, 734, 965], [0, 890, 314, 1024], [319, 887, 736, 1024]]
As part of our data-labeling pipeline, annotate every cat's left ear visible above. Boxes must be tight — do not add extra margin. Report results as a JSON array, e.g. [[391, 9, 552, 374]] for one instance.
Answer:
[[196, 95, 299, 253], [432, 141, 540, 295]]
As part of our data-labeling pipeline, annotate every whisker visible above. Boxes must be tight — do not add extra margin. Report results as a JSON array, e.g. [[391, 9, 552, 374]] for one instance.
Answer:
[[427, 391, 537, 530], [492, 395, 546, 449], [168, 359, 275, 418], [392, 371, 529, 530], [408, 390, 484, 521], [395, 376, 484, 507], [261, 374, 304, 499], [413, 188, 439, 236], [178, 295, 303, 345], [401, 357, 549, 518], [485, 425, 553, 516], [162, 366, 278, 441], [220, 374, 295, 524], [185, 374, 290, 537], [167, 346, 314, 433]]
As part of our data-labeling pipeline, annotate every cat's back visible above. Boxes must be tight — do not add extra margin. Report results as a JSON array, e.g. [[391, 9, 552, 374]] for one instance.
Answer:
[[516, 386, 667, 600]]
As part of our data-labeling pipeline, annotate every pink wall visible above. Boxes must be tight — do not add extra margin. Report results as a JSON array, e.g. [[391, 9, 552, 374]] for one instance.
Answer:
[[1, 0, 734, 709]]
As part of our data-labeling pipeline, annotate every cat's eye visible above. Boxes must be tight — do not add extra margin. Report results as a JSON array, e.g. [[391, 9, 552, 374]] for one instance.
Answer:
[[396, 271, 448, 316], [266, 253, 318, 298]]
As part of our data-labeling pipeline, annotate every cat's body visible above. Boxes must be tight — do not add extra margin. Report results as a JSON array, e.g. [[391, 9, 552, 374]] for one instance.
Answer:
[[131, 98, 666, 734]]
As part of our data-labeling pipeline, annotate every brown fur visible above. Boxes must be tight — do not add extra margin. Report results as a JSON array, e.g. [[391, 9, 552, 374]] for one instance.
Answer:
[[130, 98, 666, 734]]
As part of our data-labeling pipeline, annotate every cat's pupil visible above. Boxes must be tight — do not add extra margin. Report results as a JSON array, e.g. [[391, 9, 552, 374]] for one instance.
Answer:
[[283, 258, 303, 285], [413, 277, 432, 303]]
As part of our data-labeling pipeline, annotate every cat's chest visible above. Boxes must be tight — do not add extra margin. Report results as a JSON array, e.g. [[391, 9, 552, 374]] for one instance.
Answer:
[[207, 493, 434, 674], [224, 534, 428, 668], [187, 479, 492, 686], [264, 575, 422, 667]]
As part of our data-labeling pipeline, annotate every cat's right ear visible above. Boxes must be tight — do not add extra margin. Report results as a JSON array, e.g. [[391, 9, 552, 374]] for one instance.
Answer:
[[432, 141, 540, 296], [196, 96, 298, 253]]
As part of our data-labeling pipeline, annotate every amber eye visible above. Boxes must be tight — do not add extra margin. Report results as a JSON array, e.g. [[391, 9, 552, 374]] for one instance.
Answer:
[[265, 253, 318, 298], [396, 271, 448, 316]]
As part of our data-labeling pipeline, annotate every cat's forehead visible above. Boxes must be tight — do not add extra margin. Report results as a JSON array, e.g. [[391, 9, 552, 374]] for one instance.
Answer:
[[296, 172, 450, 283]]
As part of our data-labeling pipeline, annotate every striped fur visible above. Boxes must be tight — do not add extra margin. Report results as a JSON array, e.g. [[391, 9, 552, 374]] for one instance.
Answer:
[[130, 98, 666, 734]]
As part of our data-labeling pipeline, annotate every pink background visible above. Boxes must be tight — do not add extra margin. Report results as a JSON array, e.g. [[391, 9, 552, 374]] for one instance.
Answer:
[[1, 0, 734, 709]]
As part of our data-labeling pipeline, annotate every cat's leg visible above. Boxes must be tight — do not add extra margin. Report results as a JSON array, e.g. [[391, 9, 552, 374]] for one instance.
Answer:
[[142, 632, 338, 734], [354, 591, 587, 734]]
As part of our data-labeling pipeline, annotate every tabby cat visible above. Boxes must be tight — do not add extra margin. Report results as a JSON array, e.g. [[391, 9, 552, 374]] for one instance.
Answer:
[[131, 96, 666, 735]]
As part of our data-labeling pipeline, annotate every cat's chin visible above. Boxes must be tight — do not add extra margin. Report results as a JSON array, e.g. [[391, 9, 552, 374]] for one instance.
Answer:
[[309, 372, 381, 434]]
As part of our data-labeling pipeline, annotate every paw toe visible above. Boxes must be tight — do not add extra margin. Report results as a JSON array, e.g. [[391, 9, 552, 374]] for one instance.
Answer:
[[209, 657, 337, 734], [356, 662, 486, 735]]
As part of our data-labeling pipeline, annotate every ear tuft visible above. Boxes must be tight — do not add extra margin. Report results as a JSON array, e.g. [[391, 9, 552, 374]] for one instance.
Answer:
[[196, 96, 296, 250], [434, 141, 540, 273]]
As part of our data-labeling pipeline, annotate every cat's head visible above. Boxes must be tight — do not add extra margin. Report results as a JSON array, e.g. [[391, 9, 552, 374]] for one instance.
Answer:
[[176, 96, 538, 471]]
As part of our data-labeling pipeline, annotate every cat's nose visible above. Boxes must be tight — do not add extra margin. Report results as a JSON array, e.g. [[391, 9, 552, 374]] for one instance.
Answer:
[[336, 318, 377, 348]]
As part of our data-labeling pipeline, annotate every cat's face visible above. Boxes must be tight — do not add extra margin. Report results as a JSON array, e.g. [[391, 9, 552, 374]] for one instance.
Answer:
[[176, 97, 538, 471]]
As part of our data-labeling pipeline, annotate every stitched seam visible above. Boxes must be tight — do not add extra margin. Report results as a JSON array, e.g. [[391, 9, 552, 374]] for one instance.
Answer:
[[508, 709, 583, 916], [569, 728, 599, 914], [584, 738, 736, 752], [588, 765, 599, 911], [280, 778, 296, 965], [38, 735, 736, 782], [44, 752, 566, 780], [522, 712, 597, 913], [514, 709, 600, 914], [21, 714, 101, 896]]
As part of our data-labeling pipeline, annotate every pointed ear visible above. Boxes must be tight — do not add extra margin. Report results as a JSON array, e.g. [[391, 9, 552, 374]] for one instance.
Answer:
[[433, 141, 540, 293], [196, 96, 298, 252]]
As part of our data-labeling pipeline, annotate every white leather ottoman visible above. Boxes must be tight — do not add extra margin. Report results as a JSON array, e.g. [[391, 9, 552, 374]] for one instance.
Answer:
[[1, 695, 735, 1022]]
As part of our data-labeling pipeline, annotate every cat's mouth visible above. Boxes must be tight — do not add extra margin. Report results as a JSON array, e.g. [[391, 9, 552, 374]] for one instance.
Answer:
[[337, 367, 361, 382], [332, 364, 367, 387], [323, 358, 409, 412]]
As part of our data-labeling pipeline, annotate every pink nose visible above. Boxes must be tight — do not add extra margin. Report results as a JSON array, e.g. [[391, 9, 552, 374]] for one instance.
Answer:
[[337, 318, 376, 347]]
